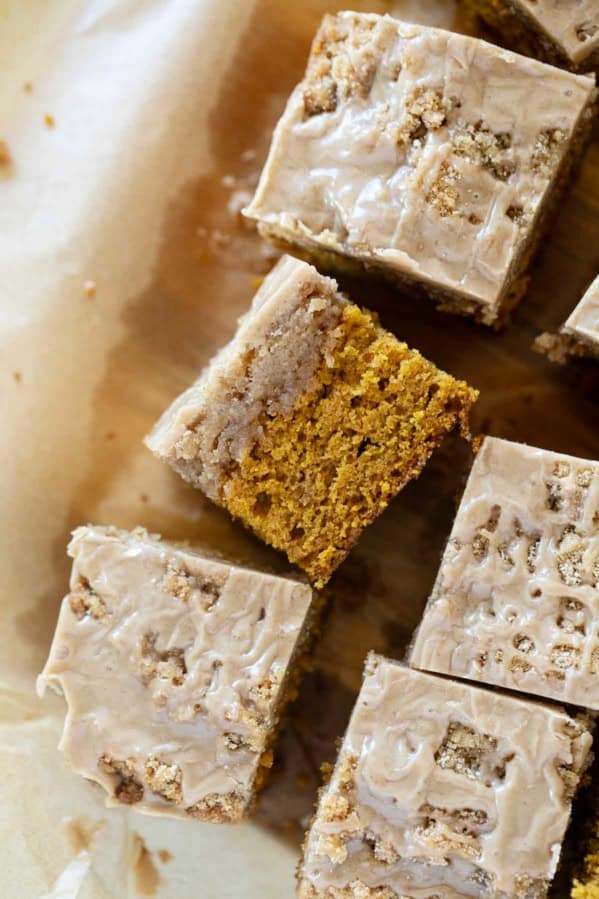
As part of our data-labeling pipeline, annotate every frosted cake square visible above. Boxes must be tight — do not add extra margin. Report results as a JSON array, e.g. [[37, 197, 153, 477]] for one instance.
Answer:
[[410, 437, 599, 708], [38, 525, 314, 822], [536, 274, 599, 363], [244, 12, 596, 325]]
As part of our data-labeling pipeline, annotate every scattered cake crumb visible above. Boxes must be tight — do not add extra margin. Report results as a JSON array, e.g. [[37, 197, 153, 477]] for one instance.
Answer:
[[12, 371, 22, 384], [24, 82, 33, 93], [84, 279, 97, 298], [44, 114, 55, 128]]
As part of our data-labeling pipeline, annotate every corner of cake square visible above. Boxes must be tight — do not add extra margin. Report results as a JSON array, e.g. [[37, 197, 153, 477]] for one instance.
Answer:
[[535, 274, 599, 363], [464, 0, 599, 73]]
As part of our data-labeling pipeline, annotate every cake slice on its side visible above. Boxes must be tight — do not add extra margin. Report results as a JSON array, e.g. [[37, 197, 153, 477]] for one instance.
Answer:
[[298, 654, 592, 898], [145, 255, 478, 587], [244, 12, 596, 326], [464, 0, 599, 72], [38, 525, 315, 822]]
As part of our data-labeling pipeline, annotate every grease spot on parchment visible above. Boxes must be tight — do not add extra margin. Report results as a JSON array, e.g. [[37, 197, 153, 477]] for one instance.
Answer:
[[63, 815, 105, 855], [130, 833, 161, 897]]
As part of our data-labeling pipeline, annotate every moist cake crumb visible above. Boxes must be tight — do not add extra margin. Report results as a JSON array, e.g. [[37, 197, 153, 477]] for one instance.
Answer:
[[145, 255, 477, 587]]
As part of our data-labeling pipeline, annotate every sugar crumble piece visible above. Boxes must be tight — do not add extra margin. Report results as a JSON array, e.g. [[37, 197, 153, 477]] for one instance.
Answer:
[[69, 578, 109, 620], [98, 754, 144, 804], [145, 756, 183, 803]]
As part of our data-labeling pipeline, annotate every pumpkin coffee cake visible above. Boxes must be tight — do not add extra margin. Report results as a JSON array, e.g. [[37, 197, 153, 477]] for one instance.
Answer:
[[145, 255, 477, 587], [37, 525, 315, 822], [244, 12, 596, 326], [298, 654, 592, 898], [410, 437, 599, 709], [465, 0, 599, 72]]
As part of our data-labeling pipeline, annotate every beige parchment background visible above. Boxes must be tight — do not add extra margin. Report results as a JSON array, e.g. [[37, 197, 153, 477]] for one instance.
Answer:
[[1, 1, 598, 897]]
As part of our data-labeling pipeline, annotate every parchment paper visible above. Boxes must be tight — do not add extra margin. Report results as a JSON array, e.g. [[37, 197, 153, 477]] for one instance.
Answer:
[[1, 1, 598, 897]]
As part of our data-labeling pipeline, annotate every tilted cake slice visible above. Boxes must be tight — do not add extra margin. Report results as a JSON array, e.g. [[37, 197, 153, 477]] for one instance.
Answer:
[[145, 255, 477, 587]]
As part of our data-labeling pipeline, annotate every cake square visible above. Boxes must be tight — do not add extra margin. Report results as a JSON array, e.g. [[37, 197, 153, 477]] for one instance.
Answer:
[[145, 255, 477, 588], [244, 12, 596, 326], [298, 655, 592, 899], [410, 436, 599, 708], [535, 274, 599, 362], [37, 525, 314, 822], [467, 1, 599, 72]]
